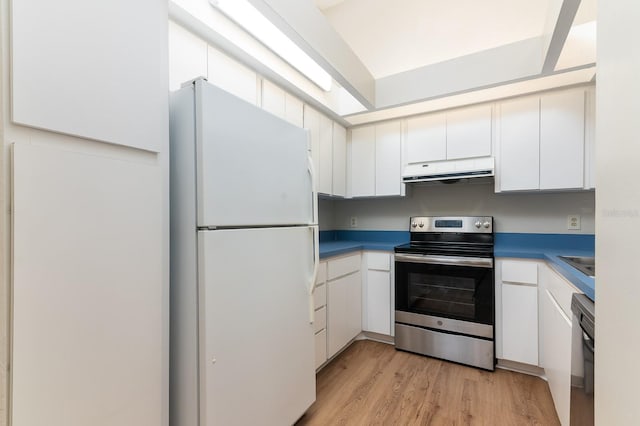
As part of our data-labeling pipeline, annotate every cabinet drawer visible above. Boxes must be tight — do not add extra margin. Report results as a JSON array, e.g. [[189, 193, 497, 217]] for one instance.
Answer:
[[314, 284, 326, 310], [502, 260, 538, 285], [327, 253, 361, 280], [314, 306, 327, 334], [316, 261, 327, 285], [367, 252, 390, 271], [314, 329, 327, 369]]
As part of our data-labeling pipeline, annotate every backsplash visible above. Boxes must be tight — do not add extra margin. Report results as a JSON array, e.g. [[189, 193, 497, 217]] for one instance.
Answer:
[[320, 180, 595, 234]]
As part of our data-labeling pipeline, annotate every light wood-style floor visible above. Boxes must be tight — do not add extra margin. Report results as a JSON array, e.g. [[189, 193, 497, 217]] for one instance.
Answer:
[[297, 340, 560, 426]]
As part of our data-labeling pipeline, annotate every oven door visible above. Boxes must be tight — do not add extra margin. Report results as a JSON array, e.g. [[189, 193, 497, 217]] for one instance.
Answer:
[[395, 254, 494, 325]]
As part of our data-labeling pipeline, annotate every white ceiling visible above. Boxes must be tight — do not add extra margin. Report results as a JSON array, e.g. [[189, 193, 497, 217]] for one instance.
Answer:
[[245, 0, 597, 122], [318, 0, 553, 79]]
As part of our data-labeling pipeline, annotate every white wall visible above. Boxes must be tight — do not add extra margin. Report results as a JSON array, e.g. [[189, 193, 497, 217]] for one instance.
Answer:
[[595, 1, 640, 423], [0, 1, 170, 425], [324, 182, 595, 234]]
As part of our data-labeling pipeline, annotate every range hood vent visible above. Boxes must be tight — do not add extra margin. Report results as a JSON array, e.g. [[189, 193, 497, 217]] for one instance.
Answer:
[[402, 157, 494, 183]]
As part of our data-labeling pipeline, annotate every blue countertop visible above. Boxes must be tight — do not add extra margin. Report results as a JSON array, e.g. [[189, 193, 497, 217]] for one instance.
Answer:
[[494, 233, 595, 301], [319, 230, 408, 258], [319, 230, 595, 300]]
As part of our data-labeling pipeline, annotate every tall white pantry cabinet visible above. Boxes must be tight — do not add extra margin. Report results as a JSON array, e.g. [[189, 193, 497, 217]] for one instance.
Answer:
[[6, 0, 169, 425]]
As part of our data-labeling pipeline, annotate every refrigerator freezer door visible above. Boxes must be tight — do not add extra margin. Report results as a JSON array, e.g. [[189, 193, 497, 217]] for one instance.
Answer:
[[198, 226, 316, 426], [195, 80, 314, 228]]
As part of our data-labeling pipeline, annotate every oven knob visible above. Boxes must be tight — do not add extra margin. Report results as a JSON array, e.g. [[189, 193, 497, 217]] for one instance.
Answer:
[[483, 221, 491, 229], [418, 222, 424, 228], [411, 222, 417, 228], [474, 221, 482, 228]]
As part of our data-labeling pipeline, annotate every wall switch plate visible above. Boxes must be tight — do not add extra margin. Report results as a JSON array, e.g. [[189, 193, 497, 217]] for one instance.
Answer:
[[568, 214, 581, 230], [350, 216, 358, 228]]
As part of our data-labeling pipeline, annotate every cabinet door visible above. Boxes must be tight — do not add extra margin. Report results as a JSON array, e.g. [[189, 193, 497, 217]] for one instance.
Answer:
[[446, 104, 492, 159], [365, 270, 391, 335], [332, 123, 347, 197], [349, 126, 376, 197], [542, 289, 572, 426], [169, 22, 208, 91], [406, 113, 446, 163], [285, 93, 304, 128], [327, 275, 349, 358], [540, 90, 585, 190], [346, 271, 363, 343], [303, 106, 321, 178], [327, 271, 362, 358], [261, 79, 286, 119], [318, 115, 334, 195], [498, 97, 540, 191], [208, 46, 258, 105], [501, 283, 538, 365], [375, 121, 402, 196]]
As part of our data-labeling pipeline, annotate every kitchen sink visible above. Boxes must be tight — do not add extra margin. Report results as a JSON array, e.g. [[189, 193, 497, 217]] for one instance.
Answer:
[[558, 256, 595, 278]]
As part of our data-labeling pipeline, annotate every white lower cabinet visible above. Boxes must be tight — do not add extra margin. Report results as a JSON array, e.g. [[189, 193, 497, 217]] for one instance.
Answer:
[[313, 261, 328, 369], [502, 283, 539, 365], [541, 288, 572, 426], [362, 252, 393, 336], [327, 268, 362, 358], [540, 264, 579, 426], [496, 259, 540, 365]]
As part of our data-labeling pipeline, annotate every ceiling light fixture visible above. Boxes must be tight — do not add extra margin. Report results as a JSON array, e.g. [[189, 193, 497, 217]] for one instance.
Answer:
[[209, 0, 333, 92]]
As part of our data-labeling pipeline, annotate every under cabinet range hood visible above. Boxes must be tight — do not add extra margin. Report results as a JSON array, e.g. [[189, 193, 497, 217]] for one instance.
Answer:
[[402, 157, 495, 183]]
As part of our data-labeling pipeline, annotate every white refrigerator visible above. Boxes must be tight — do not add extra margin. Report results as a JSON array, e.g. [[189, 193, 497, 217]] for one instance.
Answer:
[[170, 78, 318, 426]]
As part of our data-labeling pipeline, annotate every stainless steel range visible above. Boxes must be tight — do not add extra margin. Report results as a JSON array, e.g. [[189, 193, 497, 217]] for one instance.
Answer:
[[394, 216, 495, 370]]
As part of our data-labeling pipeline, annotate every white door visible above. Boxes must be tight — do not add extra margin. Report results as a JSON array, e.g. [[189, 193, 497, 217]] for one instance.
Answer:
[[349, 126, 376, 197], [446, 104, 492, 159], [498, 96, 540, 191], [375, 121, 402, 196], [540, 90, 585, 190], [198, 226, 316, 426], [196, 80, 313, 227], [406, 113, 447, 163], [12, 144, 164, 426]]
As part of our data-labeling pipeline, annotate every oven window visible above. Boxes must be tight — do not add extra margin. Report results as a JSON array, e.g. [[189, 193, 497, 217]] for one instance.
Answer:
[[396, 261, 493, 324]]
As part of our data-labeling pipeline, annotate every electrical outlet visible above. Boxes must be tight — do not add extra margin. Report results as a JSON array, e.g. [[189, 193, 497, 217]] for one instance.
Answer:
[[350, 216, 358, 228], [567, 214, 581, 230]]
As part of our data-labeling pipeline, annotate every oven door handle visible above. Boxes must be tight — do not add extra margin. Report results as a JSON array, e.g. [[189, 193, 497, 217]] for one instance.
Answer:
[[394, 253, 494, 268]]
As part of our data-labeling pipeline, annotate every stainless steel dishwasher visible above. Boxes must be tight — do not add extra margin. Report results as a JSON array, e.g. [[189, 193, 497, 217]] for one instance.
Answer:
[[570, 293, 595, 426]]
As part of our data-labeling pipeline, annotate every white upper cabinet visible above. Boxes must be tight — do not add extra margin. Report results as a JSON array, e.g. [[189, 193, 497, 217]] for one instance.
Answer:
[[406, 113, 447, 163], [497, 88, 589, 192], [375, 121, 402, 196], [318, 115, 334, 195], [404, 105, 491, 164], [285, 94, 304, 128], [332, 124, 347, 197], [498, 97, 540, 191], [169, 22, 208, 91], [540, 90, 585, 190], [261, 80, 304, 128], [261, 79, 287, 119], [303, 106, 346, 198], [303, 105, 321, 179], [349, 126, 376, 197], [207, 46, 258, 106], [11, 0, 168, 152], [348, 121, 404, 198], [446, 104, 493, 159]]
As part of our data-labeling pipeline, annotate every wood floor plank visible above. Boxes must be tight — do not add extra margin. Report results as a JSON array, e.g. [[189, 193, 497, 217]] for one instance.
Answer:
[[297, 340, 560, 426]]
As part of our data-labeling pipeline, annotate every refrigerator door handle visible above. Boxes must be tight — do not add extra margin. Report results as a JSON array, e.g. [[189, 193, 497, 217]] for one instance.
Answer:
[[307, 154, 318, 226], [308, 225, 320, 324]]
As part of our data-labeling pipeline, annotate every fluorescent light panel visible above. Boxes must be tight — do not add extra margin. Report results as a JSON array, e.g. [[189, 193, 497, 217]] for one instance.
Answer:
[[209, 0, 333, 91]]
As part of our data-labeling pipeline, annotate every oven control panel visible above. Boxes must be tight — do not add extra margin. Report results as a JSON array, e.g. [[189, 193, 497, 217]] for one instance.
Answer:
[[409, 216, 493, 233]]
